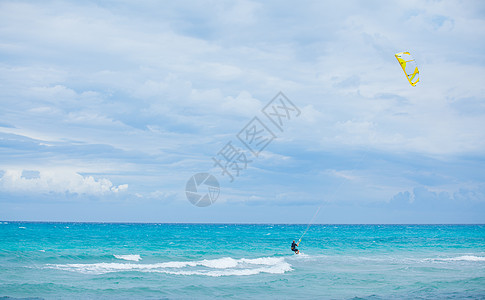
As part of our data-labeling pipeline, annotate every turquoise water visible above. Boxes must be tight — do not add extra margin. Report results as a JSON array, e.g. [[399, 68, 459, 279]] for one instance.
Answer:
[[0, 223, 484, 299]]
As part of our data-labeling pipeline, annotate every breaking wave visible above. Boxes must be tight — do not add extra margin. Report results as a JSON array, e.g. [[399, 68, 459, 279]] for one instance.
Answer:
[[438, 255, 485, 262], [114, 254, 141, 262], [46, 256, 292, 277]]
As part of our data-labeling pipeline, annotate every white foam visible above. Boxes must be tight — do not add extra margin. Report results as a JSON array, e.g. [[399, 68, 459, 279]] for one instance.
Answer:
[[440, 255, 485, 262], [46, 256, 292, 277], [114, 254, 141, 262], [199, 257, 238, 269], [240, 257, 284, 265]]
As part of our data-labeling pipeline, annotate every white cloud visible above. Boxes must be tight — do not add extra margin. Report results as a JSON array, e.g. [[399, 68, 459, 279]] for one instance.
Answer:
[[28, 85, 77, 103], [217, 0, 261, 26], [325, 169, 359, 181], [0, 169, 128, 196], [220, 91, 262, 117]]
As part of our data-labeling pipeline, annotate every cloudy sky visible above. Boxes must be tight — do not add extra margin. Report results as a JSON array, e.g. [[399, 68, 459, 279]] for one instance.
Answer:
[[1, 0, 484, 223]]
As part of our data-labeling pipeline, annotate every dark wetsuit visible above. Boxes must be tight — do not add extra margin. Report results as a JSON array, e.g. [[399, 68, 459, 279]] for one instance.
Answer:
[[291, 241, 298, 253]]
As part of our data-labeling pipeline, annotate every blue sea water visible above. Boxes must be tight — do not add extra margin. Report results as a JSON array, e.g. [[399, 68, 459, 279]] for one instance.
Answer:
[[0, 223, 484, 299]]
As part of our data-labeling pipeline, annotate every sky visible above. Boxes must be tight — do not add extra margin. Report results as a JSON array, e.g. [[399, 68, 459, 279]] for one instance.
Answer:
[[1, 0, 484, 223]]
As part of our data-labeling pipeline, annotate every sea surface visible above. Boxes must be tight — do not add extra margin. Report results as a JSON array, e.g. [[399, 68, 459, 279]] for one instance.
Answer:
[[0, 222, 484, 299]]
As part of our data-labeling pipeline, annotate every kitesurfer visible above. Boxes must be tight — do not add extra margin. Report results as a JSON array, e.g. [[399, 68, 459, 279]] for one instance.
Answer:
[[291, 240, 299, 254]]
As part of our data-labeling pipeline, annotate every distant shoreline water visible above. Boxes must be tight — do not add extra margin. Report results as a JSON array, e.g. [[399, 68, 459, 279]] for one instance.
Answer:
[[1, 222, 484, 299]]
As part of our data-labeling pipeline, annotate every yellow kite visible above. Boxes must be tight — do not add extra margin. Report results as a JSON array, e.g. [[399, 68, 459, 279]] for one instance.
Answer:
[[395, 51, 419, 86]]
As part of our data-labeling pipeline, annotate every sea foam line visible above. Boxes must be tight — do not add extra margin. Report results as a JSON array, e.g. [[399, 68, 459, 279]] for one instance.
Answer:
[[114, 254, 142, 262], [45, 256, 292, 277], [438, 255, 485, 262]]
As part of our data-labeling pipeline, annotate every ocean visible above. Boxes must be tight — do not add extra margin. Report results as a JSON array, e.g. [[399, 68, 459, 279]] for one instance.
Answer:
[[0, 222, 484, 299]]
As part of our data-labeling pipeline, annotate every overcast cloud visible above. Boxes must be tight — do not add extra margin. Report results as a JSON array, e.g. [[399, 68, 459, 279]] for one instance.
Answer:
[[1, 0, 484, 223]]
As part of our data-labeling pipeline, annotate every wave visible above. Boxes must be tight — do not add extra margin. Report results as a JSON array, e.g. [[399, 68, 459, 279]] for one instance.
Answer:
[[45, 256, 292, 277], [438, 255, 485, 262], [114, 254, 141, 262]]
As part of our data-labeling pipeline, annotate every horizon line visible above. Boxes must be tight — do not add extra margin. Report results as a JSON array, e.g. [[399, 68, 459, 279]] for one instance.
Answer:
[[1, 220, 484, 225]]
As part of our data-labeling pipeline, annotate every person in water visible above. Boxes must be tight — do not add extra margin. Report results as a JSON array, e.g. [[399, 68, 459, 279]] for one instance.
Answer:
[[291, 240, 299, 254]]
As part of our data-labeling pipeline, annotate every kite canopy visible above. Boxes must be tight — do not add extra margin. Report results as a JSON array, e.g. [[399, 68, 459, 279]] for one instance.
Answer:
[[395, 51, 419, 86]]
